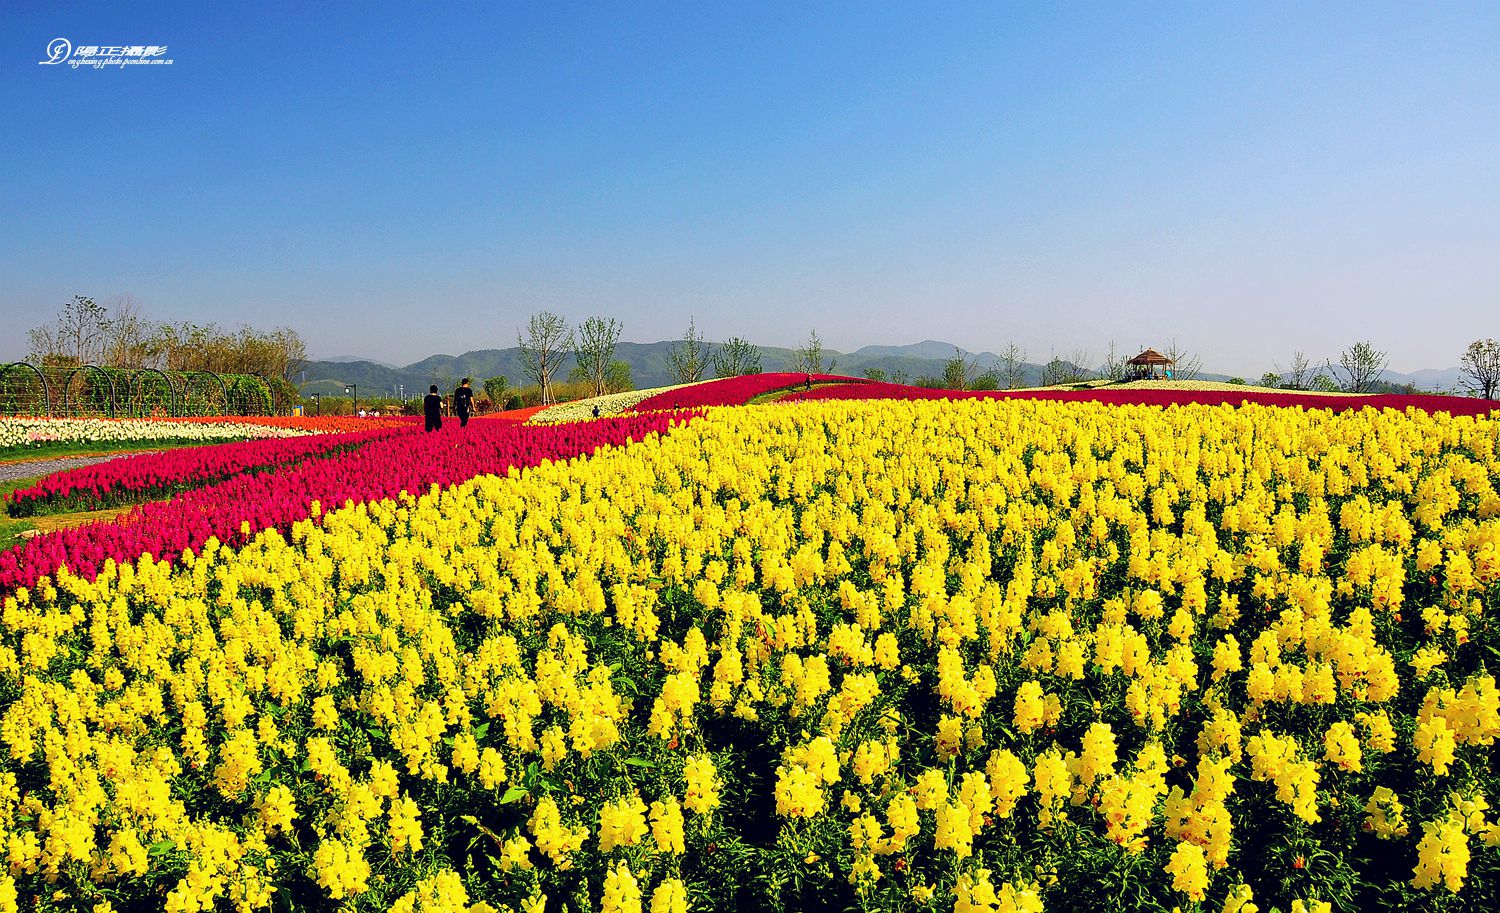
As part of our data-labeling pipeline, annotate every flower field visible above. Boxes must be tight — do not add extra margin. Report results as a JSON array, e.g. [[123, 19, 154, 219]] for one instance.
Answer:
[[5, 427, 409, 518], [0, 415, 684, 592], [781, 380, 1500, 416], [1, 397, 1499, 913], [631, 373, 866, 410], [0, 418, 313, 454]]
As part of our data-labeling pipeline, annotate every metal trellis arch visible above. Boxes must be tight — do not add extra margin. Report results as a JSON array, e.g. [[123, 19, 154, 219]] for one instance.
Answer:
[[61, 363, 117, 417], [128, 367, 178, 417], [0, 362, 52, 417]]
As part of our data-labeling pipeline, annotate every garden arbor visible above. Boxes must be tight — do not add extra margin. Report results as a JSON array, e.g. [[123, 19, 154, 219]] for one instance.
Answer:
[[0, 362, 52, 416], [0, 361, 274, 417], [1127, 348, 1176, 380]]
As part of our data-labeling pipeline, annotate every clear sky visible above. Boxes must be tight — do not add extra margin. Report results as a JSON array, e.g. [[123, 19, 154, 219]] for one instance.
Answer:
[[2, 2, 1497, 375]]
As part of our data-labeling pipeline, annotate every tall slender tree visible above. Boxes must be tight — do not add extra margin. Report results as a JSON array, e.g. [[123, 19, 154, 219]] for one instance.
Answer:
[[666, 317, 712, 384], [791, 330, 836, 374], [575, 317, 623, 398], [518, 311, 573, 404], [997, 342, 1027, 390]]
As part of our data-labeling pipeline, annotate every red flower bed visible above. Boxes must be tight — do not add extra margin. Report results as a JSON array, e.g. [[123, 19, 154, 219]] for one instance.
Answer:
[[0, 413, 691, 593], [7, 427, 407, 518], [781, 382, 1500, 416], [633, 373, 868, 410], [480, 405, 549, 423]]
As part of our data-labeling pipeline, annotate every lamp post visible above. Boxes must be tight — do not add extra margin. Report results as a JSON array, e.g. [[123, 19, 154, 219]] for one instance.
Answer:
[[311, 393, 321, 416], [344, 384, 357, 415]]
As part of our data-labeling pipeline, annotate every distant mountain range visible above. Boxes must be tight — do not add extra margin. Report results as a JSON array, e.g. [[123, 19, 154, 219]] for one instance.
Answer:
[[297, 340, 1467, 398]]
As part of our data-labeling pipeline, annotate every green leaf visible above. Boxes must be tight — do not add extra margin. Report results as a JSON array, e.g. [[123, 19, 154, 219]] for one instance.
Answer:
[[148, 840, 175, 856], [500, 786, 528, 805], [253, 768, 274, 784], [622, 757, 654, 769], [473, 722, 489, 741], [459, 815, 480, 826]]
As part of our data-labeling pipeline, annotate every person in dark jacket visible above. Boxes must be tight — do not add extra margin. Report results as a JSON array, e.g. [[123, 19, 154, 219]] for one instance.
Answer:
[[423, 384, 442, 432], [454, 377, 475, 427]]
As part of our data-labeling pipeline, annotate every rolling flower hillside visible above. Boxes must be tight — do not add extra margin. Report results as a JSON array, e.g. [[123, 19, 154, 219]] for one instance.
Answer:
[[780, 380, 1500, 415], [0, 397, 1497, 912], [0, 413, 688, 591]]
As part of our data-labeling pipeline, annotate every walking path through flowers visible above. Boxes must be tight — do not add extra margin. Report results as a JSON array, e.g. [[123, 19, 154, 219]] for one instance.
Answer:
[[0, 450, 159, 484]]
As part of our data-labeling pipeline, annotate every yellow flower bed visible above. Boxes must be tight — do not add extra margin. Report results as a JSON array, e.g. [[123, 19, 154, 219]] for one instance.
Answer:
[[2, 400, 1499, 912]]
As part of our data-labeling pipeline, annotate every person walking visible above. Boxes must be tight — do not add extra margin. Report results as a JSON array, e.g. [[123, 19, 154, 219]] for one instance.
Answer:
[[454, 377, 475, 428], [424, 384, 443, 432]]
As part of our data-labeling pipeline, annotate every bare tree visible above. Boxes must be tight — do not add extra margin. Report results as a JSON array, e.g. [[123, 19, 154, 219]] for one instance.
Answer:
[[28, 295, 110, 365], [1327, 341, 1388, 393], [1040, 350, 1091, 386], [1100, 340, 1128, 382], [1164, 338, 1202, 380], [666, 317, 712, 384], [270, 327, 307, 382], [1460, 338, 1500, 400], [712, 336, 762, 377], [518, 311, 574, 404], [1276, 350, 1311, 390], [102, 294, 151, 368], [791, 330, 836, 374], [997, 342, 1027, 389], [574, 317, 623, 398]]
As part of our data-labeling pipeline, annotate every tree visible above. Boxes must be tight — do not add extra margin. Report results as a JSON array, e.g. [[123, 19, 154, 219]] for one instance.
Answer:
[[103, 294, 150, 368], [483, 376, 509, 407], [1259, 371, 1282, 389], [1040, 356, 1072, 387], [1279, 351, 1311, 390], [890, 370, 910, 385], [1309, 373, 1339, 393], [1040, 350, 1091, 386], [28, 295, 109, 365], [518, 311, 573, 404], [712, 336, 762, 378], [942, 347, 979, 391], [605, 361, 633, 393], [1327, 341, 1388, 394], [574, 317, 623, 398], [1100, 341, 1128, 382], [791, 331, 836, 375], [1164, 338, 1202, 380], [1460, 339, 1500, 400], [997, 343, 1027, 390], [666, 317, 712, 384], [970, 372, 1000, 391], [862, 367, 887, 383]]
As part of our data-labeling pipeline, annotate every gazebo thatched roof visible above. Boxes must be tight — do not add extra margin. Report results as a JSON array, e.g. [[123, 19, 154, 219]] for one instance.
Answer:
[[1127, 348, 1175, 366]]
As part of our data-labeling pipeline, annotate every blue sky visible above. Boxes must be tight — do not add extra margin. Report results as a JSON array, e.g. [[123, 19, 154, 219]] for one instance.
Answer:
[[2, 2, 1497, 374]]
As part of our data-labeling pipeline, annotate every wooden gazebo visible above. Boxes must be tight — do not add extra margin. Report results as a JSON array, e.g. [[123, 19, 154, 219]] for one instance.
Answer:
[[1127, 348, 1176, 380]]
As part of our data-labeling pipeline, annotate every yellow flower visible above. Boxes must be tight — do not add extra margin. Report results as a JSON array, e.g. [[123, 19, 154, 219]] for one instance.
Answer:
[[1165, 842, 1209, 901], [1412, 812, 1470, 892]]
